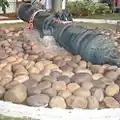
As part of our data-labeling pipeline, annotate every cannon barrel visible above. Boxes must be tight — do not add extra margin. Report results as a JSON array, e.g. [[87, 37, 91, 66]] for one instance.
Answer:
[[18, 3, 120, 67]]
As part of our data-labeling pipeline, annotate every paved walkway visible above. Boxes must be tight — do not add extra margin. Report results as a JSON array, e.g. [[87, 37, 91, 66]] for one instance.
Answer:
[[0, 18, 119, 24]]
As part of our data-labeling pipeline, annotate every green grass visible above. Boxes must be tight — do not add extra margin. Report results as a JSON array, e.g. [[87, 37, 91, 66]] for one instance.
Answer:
[[0, 115, 24, 120], [78, 22, 118, 31], [78, 13, 120, 20]]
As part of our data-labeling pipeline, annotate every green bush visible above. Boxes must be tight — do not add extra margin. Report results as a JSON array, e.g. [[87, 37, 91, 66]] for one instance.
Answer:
[[0, 0, 9, 14], [67, 0, 110, 17]]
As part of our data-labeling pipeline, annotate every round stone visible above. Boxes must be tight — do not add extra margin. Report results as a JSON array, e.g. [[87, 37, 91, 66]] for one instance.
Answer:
[[41, 75, 57, 82], [93, 88, 104, 102], [81, 81, 93, 90], [67, 83, 80, 92], [4, 84, 27, 104], [52, 81, 66, 91], [58, 90, 72, 99], [27, 94, 50, 107], [29, 74, 43, 82], [87, 96, 99, 109], [49, 96, 66, 108], [42, 88, 57, 97], [92, 74, 103, 81], [50, 71, 62, 78], [0, 86, 5, 99], [57, 75, 70, 84], [105, 84, 119, 97], [66, 95, 88, 109], [71, 73, 92, 84], [38, 80, 52, 91], [73, 88, 91, 97], [104, 97, 120, 108], [105, 71, 119, 81]]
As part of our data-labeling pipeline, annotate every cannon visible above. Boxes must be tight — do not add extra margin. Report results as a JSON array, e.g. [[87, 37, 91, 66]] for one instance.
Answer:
[[18, 3, 120, 67]]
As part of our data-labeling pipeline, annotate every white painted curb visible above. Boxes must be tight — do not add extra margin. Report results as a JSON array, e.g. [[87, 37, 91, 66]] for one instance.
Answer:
[[0, 20, 23, 24], [73, 18, 118, 24], [0, 101, 120, 120]]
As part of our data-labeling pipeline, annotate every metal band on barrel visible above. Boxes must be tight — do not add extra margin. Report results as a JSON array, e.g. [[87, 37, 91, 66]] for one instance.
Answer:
[[27, 9, 46, 30]]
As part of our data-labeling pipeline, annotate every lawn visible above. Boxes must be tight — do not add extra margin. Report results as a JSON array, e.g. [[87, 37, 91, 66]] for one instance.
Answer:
[[78, 22, 118, 31], [0, 115, 24, 120], [78, 13, 120, 20]]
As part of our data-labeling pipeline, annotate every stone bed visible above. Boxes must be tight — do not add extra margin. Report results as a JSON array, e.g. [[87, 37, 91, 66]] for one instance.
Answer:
[[0, 27, 120, 110]]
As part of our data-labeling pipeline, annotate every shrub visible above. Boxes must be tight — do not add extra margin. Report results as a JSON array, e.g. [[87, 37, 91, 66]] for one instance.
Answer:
[[0, 0, 9, 14], [66, 0, 110, 17]]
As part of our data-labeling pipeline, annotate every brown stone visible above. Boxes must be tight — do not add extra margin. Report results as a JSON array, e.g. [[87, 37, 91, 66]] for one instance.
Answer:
[[87, 96, 99, 109], [4, 84, 27, 104], [5, 81, 20, 89], [42, 88, 57, 97], [114, 92, 120, 103], [14, 75, 29, 83], [53, 59, 66, 67], [28, 66, 40, 74], [29, 74, 43, 82], [62, 71, 74, 77], [92, 80, 106, 89], [35, 62, 44, 72], [67, 60, 78, 68], [79, 60, 87, 69], [104, 97, 120, 108], [27, 86, 42, 96], [27, 94, 49, 107], [0, 49, 8, 59], [57, 75, 70, 84], [52, 81, 66, 91], [58, 90, 72, 99], [81, 81, 93, 90], [60, 65, 73, 72], [24, 79, 38, 89], [90, 65, 105, 74], [92, 74, 103, 81], [72, 55, 81, 63], [25, 61, 35, 70], [105, 71, 119, 81], [71, 73, 92, 83], [93, 88, 104, 102], [45, 64, 59, 71], [73, 88, 91, 97], [67, 83, 80, 92], [66, 95, 88, 109], [38, 80, 51, 91], [49, 96, 66, 108], [105, 84, 119, 97], [32, 44, 41, 54], [41, 75, 57, 82], [0, 86, 5, 99], [50, 71, 62, 78], [100, 77, 114, 85], [14, 67, 28, 77]]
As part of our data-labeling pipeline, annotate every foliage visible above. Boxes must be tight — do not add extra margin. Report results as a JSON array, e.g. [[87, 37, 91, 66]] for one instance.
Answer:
[[0, 0, 9, 14], [66, 0, 110, 17]]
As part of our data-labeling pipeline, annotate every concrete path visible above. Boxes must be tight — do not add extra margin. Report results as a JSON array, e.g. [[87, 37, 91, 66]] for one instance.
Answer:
[[0, 18, 119, 24]]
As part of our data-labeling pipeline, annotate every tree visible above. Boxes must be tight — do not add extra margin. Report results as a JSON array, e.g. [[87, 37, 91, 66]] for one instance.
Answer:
[[0, 0, 9, 14]]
